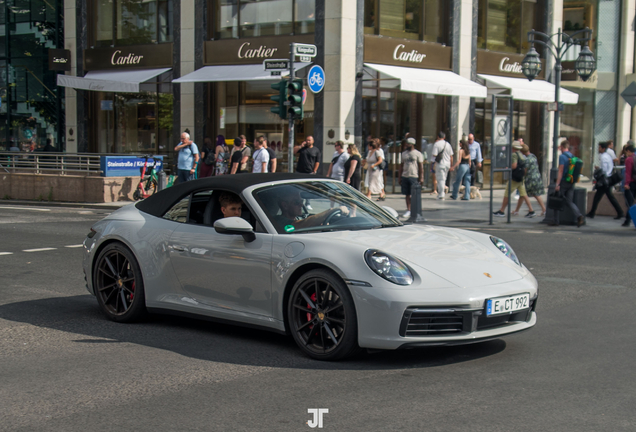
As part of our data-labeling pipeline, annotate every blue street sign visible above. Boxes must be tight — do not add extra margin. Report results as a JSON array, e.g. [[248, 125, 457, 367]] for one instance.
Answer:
[[307, 65, 325, 94], [100, 156, 164, 177]]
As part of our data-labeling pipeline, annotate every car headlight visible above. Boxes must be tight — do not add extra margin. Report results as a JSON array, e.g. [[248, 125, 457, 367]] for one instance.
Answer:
[[364, 250, 413, 285], [490, 236, 521, 266]]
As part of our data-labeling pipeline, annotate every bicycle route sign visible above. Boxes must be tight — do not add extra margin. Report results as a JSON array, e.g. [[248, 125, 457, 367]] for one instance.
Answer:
[[307, 65, 325, 94]]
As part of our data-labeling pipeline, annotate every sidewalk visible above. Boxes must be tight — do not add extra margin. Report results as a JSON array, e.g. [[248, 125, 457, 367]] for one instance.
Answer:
[[2, 181, 633, 232], [380, 182, 634, 232]]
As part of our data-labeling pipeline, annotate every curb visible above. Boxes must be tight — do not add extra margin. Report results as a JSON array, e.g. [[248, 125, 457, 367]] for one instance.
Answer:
[[0, 200, 130, 210]]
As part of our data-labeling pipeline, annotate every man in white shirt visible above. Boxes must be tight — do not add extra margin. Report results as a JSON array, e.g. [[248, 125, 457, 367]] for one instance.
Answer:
[[587, 141, 623, 219], [431, 131, 454, 199], [252, 139, 270, 173], [326, 141, 350, 181], [606, 141, 618, 164], [467, 133, 482, 186]]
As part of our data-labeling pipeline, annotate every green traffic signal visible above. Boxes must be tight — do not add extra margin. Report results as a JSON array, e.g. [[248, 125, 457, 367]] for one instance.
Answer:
[[270, 80, 287, 119], [287, 78, 304, 120]]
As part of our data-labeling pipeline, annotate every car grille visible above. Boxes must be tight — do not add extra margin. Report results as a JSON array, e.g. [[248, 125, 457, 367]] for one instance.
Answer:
[[400, 298, 536, 338], [399, 309, 472, 337]]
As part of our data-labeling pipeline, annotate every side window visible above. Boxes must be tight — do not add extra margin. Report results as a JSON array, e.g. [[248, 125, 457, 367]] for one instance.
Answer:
[[189, 190, 214, 224], [162, 195, 191, 223]]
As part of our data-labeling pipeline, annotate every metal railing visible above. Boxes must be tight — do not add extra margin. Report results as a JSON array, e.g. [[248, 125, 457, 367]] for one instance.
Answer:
[[0, 152, 103, 175]]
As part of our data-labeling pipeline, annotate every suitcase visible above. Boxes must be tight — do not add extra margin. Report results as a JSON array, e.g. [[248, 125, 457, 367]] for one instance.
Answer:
[[561, 187, 587, 225], [629, 205, 636, 228]]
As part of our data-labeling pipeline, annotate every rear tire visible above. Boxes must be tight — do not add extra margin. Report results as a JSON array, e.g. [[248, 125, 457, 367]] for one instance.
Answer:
[[93, 243, 147, 323], [288, 269, 359, 361]]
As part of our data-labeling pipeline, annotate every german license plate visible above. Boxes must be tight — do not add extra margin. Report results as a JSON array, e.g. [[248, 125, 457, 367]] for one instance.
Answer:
[[486, 293, 530, 316]]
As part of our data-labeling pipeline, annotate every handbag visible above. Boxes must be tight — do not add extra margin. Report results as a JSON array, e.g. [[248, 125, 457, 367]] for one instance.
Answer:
[[593, 168, 609, 189], [435, 143, 448, 164], [547, 191, 565, 211], [608, 170, 623, 187], [476, 170, 484, 184]]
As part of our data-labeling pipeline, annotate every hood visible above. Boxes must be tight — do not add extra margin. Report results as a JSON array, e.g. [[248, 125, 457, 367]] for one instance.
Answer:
[[318, 224, 527, 288]]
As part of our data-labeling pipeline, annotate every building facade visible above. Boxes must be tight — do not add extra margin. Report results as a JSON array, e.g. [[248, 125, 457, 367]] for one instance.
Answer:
[[1, 0, 65, 151], [56, 0, 636, 180]]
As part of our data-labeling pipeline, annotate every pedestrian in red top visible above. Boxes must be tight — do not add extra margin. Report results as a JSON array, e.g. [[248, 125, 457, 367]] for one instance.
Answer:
[[622, 142, 635, 227]]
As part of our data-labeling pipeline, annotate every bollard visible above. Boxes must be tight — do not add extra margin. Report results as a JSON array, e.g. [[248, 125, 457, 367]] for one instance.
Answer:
[[157, 171, 166, 191], [408, 182, 427, 223]]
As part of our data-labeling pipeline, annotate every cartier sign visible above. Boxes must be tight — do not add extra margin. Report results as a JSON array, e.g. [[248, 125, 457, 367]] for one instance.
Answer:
[[477, 50, 545, 79], [364, 35, 452, 70], [84, 43, 173, 71], [205, 35, 314, 65], [48, 49, 71, 71]]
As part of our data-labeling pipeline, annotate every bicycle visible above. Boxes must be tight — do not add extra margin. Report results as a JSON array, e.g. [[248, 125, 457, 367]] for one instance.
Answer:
[[133, 155, 161, 200], [309, 72, 323, 87]]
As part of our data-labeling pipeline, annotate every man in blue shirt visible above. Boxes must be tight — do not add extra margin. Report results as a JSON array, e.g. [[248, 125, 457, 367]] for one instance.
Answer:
[[174, 132, 199, 183], [552, 140, 584, 227]]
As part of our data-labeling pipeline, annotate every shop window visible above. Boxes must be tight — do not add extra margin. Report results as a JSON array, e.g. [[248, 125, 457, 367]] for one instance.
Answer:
[[477, 0, 544, 54], [364, 0, 448, 44], [212, 80, 314, 172], [91, 0, 173, 47], [91, 72, 173, 154], [213, 0, 314, 39], [562, 0, 597, 61]]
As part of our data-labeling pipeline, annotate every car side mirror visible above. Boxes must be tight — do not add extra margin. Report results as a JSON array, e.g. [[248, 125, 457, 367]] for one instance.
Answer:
[[213, 217, 256, 242]]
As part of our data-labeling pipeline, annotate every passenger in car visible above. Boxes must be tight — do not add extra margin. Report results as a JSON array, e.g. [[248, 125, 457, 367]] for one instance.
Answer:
[[219, 192, 243, 218]]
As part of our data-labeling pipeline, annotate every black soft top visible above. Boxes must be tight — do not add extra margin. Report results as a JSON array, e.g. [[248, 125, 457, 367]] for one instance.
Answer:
[[135, 173, 320, 217]]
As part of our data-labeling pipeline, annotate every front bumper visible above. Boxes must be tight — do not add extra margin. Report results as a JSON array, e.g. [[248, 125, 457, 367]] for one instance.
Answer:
[[350, 277, 538, 350]]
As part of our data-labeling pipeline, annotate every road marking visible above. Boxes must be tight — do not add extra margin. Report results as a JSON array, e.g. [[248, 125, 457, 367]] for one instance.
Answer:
[[0, 206, 51, 212], [23, 248, 57, 252], [65, 244, 84, 248], [0, 252, 13, 256]]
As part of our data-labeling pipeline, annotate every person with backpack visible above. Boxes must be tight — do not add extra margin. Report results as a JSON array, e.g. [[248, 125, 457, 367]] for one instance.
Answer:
[[214, 135, 230, 176], [622, 143, 636, 227], [493, 141, 535, 217], [174, 132, 199, 184], [230, 136, 251, 174], [551, 140, 585, 227], [586, 141, 624, 220], [199, 137, 215, 178]]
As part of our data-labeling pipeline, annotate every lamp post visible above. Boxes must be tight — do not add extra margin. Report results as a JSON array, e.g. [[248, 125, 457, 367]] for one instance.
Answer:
[[520, 28, 596, 181]]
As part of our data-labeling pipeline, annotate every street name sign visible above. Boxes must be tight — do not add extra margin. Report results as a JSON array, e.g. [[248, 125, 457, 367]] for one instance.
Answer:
[[294, 44, 317, 57], [263, 59, 290, 71]]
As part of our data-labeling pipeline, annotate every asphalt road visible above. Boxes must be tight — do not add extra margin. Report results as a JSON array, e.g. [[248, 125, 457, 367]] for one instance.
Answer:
[[0, 204, 635, 432]]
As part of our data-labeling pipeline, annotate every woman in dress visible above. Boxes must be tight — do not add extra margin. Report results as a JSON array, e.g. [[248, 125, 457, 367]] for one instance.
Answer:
[[214, 135, 230, 176], [344, 144, 362, 190], [199, 137, 215, 178], [450, 140, 472, 200], [514, 144, 546, 215], [364, 139, 385, 199]]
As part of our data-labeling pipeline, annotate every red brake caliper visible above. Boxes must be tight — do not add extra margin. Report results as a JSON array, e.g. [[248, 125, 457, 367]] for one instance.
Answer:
[[306, 293, 317, 328], [130, 281, 135, 301]]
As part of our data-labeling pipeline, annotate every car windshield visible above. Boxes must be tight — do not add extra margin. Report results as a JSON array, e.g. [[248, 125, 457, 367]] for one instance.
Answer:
[[253, 181, 402, 234]]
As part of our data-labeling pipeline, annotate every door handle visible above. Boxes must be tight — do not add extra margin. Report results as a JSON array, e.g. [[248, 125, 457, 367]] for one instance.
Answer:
[[172, 245, 186, 252]]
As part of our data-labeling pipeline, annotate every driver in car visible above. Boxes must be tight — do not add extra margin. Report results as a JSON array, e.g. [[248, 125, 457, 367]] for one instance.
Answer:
[[219, 192, 243, 218], [275, 189, 349, 230]]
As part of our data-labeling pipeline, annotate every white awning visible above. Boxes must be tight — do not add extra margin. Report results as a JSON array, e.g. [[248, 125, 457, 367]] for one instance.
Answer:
[[57, 68, 171, 93], [364, 63, 487, 98], [173, 63, 311, 83], [478, 74, 579, 104]]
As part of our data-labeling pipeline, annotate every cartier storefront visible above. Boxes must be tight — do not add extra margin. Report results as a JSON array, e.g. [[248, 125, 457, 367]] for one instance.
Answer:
[[361, 35, 486, 179]]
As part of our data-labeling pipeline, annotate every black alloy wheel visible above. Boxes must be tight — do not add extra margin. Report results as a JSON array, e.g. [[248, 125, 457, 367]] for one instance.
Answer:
[[288, 269, 359, 360], [94, 243, 147, 323]]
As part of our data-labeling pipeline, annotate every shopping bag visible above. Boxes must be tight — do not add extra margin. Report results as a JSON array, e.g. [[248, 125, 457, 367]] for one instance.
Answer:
[[629, 204, 636, 228], [547, 191, 565, 211]]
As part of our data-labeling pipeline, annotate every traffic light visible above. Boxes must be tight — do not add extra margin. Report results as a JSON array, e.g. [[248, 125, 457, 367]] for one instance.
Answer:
[[287, 79, 304, 120], [270, 80, 287, 120]]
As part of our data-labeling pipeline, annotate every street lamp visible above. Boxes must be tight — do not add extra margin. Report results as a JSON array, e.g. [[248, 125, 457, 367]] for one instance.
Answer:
[[520, 28, 595, 223], [520, 28, 596, 178]]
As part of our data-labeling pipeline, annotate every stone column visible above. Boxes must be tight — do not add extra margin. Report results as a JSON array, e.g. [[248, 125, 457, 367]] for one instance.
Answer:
[[543, 0, 563, 173], [321, 0, 357, 168], [451, 0, 474, 149], [616, 0, 636, 148], [180, 0, 196, 142], [63, 0, 77, 152]]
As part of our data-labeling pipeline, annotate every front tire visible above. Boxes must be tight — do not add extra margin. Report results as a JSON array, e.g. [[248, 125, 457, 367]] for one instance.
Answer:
[[288, 269, 359, 360], [93, 243, 147, 323]]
